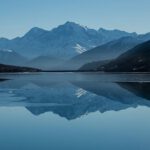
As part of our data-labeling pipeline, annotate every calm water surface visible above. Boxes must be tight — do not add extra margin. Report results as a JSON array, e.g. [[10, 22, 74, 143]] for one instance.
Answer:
[[0, 72, 150, 150]]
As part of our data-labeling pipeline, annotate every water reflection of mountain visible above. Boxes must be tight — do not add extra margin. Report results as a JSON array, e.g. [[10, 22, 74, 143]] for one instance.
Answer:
[[73, 81, 150, 104], [118, 82, 150, 100], [0, 74, 150, 120], [0, 79, 9, 82]]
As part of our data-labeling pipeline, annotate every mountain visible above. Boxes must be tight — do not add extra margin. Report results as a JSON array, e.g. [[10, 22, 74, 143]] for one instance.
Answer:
[[76, 33, 150, 70], [79, 60, 110, 71], [0, 64, 41, 72], [118, 82, 150, 100], [0, 22, 137, 59], [26, 56, 64, 70], [97, 40, 150, 72], [0, 49, 28, 66], [98, 28, 137, 41], [68, 36, 145, 70]]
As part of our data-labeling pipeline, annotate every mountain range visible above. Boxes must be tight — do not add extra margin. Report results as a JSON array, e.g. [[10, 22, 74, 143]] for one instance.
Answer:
[[0, 21, 150, 70], [0, 22, 137, 59], [80, 40, 150, 72], [69, 34, 150, 70]]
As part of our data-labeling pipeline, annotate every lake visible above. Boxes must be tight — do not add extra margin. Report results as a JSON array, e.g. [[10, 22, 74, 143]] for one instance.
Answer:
[[0, 72, 150, 150]]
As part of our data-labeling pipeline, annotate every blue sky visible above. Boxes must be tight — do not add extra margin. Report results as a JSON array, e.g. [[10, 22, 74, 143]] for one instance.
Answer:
[[0, 0, 149, 38]]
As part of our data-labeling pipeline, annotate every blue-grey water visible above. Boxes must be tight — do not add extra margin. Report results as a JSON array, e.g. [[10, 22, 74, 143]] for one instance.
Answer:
[[0, 72, 150, 150]]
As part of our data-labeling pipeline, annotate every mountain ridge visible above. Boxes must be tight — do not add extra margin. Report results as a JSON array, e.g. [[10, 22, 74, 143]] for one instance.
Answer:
[[68, 35, 150, 70], [0, 21, 138, 59]]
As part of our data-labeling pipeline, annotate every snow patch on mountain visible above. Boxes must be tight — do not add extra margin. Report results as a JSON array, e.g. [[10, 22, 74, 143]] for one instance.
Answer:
[[75, 88, 87, 98], [74, 44, 87, 54]]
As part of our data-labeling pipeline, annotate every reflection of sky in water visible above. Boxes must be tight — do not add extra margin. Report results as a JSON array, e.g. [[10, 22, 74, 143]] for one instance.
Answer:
[[0, 73, 150, 150], [0, 106, 150, 150]]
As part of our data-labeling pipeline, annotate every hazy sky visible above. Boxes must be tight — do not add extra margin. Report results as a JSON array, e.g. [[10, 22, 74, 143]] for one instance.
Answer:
[[0, 0, 149, 38]]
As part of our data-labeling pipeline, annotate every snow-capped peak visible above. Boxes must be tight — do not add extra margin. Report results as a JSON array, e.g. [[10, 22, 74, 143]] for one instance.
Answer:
[[74, 44, 87, 54]]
